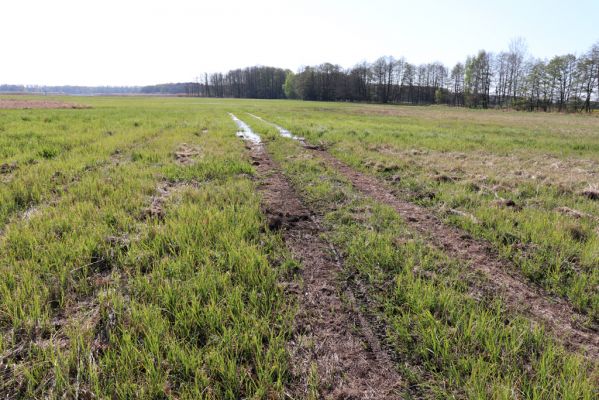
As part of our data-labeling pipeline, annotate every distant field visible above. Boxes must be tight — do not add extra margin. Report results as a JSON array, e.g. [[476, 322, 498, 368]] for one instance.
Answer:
[[0, 96, 597, 399], [0, 98, 90, 109]]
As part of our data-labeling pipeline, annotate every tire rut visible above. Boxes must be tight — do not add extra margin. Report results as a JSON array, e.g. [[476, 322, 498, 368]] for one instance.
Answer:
[[310, 148, 599, 361], [233, 128, 403, 397]]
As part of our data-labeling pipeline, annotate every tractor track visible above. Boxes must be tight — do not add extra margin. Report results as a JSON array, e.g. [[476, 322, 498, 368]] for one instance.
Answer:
[[232, 114, 403, 399]]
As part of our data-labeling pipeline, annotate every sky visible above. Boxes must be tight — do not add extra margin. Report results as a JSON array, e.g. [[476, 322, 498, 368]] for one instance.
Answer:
[[1, 0, 598, 86]]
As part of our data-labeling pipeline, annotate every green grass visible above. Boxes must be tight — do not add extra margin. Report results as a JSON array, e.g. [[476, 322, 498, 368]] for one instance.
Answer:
[[1, 96, 598, 398]]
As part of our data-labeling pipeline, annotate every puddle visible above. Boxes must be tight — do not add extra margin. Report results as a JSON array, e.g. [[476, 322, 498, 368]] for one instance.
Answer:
[[247, 113, 304, 141], [229, 113, 262, 144]]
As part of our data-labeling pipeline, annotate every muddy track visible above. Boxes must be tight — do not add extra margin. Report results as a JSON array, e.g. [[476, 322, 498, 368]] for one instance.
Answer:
[[309, 148, 599, 361], [237, 141, 403, 397]]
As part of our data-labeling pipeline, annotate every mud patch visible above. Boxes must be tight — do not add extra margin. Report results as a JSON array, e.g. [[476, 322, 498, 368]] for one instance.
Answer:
[[264, 211, 310, 231], [432, 173, 459, 183], [109, 149, 128, 165], [0, 99, 91, 109], [0, 163, 17, 174], [174, 143, 201, 165], [580, 186, 599, 201], [142, 181, 189, 220], [492, 198, 520, 209], [555, 206, 597, 220]]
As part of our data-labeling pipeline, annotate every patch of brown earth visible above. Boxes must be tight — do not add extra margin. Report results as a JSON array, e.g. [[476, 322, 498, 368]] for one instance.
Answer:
[[310, 148, 599, 361], [555, 206, 597, 221], [581, 186, 599, 201], [0, 99, 91, 109], [491, 198, 520, 210], [110, 148, 128, 165], [174, 143, 201, 165], [431, 173, 458, 183], [247, 144, 403, 398], [142, 181, 190, 220], [0, 163, 17, 174]]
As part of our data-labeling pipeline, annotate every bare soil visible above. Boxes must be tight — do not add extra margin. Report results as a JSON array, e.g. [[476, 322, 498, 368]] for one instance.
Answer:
[[555, 206, 598, 221], [581, 186, 599, 201], [142, 181, 190, 220], [0, 99, 90, 109], [174, 143, 201, 165], [248, 143, 403, 399], [0, 163, 18, 174], [311, 148, 599, 361]]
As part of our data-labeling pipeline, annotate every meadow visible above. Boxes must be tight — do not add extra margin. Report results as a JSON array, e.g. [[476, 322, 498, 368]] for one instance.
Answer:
[[0, 96, 597, 399]]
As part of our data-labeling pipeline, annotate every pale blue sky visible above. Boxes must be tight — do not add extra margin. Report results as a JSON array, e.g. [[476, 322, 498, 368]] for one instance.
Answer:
[[1, 0, 597, 86]]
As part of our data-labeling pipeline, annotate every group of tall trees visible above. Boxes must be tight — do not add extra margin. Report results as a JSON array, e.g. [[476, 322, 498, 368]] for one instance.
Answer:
[[282, 39, 599, 111], [141, 66, 287, 99], [468, 39, 599, 112], [164, 39, 597, 112], [283, 58, 451, 105]]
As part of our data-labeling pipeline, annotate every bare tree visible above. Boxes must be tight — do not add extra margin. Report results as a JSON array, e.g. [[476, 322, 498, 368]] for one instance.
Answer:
[[577, 48, 599, 112], [506, 37, 528, 106], [465, 51, 492, 108], [450, 63, 465, 106], [494, 52, 510, 106], [547, 54, 577, 111]]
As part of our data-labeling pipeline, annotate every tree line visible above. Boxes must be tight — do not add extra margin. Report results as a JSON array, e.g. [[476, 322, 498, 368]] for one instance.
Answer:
[[2, 39, 597, 111], [141, 66, 287, 99], [0, 85, 141, 95], [150, 39, 596, 112], [282, 39, 599, 112]]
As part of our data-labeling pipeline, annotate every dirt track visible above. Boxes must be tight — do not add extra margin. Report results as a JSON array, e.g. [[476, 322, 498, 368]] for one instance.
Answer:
[[310, 148, 599, 361], [238, 137, 403, 398]]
